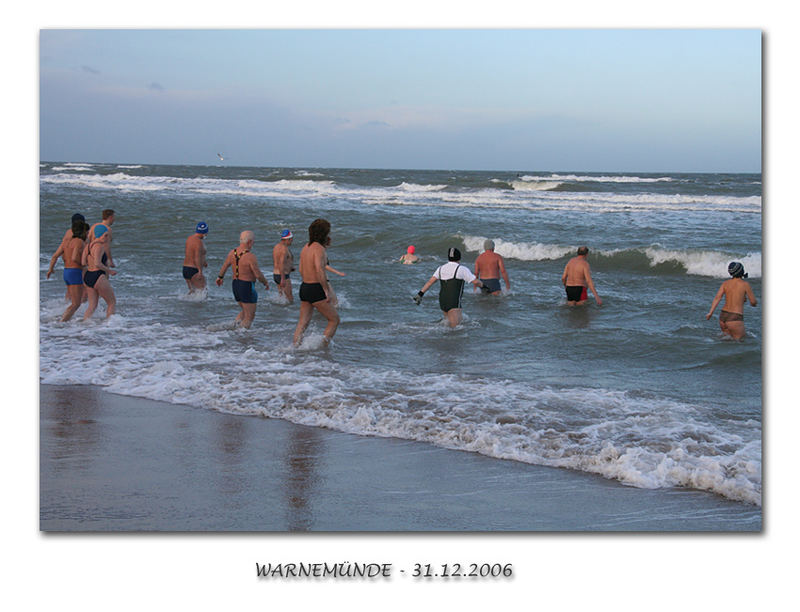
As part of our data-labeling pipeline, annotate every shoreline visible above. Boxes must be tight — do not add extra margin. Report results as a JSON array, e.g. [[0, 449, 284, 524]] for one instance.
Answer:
[[40, 383, 761, 532]]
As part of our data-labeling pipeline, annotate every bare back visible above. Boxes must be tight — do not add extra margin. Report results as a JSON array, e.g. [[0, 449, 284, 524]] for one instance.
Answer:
[[719, 278, 757, 314], [229, 248, 260, 281], [563, 256, 590, 286], [64, 237, 84, 268], [273, 242, 294, 275], [183, 234, 206, 268], [299, 242, 327, 284], [475, 251, 504, 279]]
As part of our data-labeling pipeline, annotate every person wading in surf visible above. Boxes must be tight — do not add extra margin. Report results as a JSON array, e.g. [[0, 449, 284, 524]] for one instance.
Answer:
[[561, 246, 602, 306], [293, 219, 340, 346], [413, 247, 488, 328], [216, 230, 270, 329], [705, 261, 758, 341]]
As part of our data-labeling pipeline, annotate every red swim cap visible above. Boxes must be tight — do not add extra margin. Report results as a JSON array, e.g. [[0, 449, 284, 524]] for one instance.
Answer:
[[407, 245, 415, 254]]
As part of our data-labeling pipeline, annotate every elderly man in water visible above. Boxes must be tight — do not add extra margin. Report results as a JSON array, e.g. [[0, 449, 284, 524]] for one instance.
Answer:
[[216, 230, 270, 329]]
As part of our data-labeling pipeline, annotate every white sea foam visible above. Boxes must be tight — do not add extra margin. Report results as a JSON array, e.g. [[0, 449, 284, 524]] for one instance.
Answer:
[[39, 307, 762, 505], [461, 236, 763, 277], [511, 180, 562, 191], [519, 174, 674, 183], [462, 235, 572, 261], [39, 171, 760, 214], [643, 247, 762, 278]]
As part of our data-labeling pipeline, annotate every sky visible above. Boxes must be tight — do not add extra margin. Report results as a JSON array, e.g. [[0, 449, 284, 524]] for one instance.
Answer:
[[39, 29, 762, 172]]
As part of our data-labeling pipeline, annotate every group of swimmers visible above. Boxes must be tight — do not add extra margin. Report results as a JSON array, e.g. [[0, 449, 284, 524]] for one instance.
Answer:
[[46, 209, 117, 322], [182, 217, 343, 346], [47, 212, 759, 343]]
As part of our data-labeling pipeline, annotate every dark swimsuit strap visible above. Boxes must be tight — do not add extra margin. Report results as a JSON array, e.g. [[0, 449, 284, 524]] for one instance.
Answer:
[[233, 248, 249, 279]]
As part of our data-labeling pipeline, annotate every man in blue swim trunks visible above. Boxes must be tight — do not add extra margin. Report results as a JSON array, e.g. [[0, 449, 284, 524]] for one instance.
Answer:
[[473, 239, 510, 296], [216, 230, 270, 328], [183, 222, 209, 293]]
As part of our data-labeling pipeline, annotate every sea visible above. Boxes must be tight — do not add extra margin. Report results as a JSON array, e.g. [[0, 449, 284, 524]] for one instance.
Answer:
[[38, 162, 762, 511]]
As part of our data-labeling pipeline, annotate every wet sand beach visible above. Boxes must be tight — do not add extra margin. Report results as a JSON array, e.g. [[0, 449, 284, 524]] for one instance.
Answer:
[[40, 384, 761, 532]]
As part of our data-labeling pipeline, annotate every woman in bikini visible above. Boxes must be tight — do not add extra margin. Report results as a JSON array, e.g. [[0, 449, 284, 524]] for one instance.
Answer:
[[82, 225, 117, 320], [705, 261, 758, 341]]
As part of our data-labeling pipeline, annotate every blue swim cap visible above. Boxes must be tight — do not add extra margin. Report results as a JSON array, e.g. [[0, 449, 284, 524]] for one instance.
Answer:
[[281, 229, 293, 239], [196, 221, 209, 234], [94, 224, 108, 239]]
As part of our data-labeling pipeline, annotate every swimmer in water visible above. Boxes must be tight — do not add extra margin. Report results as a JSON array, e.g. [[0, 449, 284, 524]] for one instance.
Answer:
[[182, 222, 209, 293], [293, 219, 339, 346], [561, 246, 602, 306], [82, 224, 118, 320], [272, 229, 295, 303], [413, 247, 487, 327], [473, 239, 510, 295], [705, 261, 758, 341], [399, 245, 419, 264], [216, 230, 270, 329]]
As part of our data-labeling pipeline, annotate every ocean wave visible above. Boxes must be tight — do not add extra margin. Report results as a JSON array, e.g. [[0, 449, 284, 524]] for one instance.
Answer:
[[519, 174, 674, 183], [461, 235, 572, 261], [460, 236, 762, 278], [39, 170, 761, 214], [511, 180, 563, 191], [38, 305, 761, 505]]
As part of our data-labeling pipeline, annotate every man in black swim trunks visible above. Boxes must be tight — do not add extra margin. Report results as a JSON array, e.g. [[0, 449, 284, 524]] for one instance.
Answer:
[[272, 229, 295, 304], [293, 219, 339, 346], [561, 246, 602, 306], [183, 222, 208, 293]]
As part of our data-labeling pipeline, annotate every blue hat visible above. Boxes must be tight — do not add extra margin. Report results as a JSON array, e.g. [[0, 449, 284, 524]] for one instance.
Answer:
[[196, 221, 209, 234], [281, 229, 293, 239], [94, 224, 108, 238]]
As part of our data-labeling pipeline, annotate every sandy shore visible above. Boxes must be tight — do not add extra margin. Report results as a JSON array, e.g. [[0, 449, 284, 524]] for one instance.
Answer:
[[39, 384, 761, 531]]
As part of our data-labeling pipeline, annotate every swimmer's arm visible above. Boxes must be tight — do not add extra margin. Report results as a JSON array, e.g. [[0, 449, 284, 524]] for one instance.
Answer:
[[499, 256, 510, 289], [315, 252, 332, 298], [46, 243, 65, 278], [746, 283, 758, 307], [706, 285, 725, 319], [585, 268, 602, 305], [250, 260, 270, 288], [419, 275, 437, 294], [216, 251, 233, 285], [325, 264, 345, 277], [561, 265, 568, 286], [192, 245, 205, 277], [91, 248, 116, 275], [105, 228, 115, 267]]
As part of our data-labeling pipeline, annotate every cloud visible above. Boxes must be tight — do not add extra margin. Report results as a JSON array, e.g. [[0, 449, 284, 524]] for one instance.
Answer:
[[149, 82, 165, 92], [81, 65, 100, 75]]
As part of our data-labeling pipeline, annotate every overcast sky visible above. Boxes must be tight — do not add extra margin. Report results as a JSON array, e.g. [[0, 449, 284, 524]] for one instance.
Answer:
[[39, 29, 761, 172]]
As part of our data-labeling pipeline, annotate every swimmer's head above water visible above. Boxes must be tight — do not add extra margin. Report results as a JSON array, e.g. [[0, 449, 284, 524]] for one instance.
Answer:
[[728, 261, 748, 278]]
